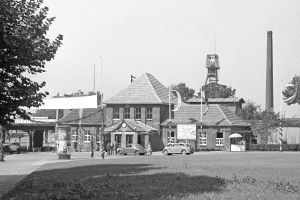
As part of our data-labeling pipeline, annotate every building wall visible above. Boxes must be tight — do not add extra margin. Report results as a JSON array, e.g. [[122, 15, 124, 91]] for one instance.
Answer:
[[162, 126, 235, 151], [105, 104, 166, 150]]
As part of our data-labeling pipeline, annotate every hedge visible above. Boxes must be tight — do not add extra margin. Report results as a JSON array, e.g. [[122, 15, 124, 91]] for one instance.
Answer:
[[249, 144, 300, 151]]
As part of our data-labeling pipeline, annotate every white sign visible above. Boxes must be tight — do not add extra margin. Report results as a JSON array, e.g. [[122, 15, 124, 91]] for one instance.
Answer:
[[37, 95, 97, 109], [177, 124, 196, 140]]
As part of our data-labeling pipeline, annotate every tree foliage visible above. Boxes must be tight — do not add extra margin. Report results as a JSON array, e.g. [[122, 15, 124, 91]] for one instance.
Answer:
[[282, 75, 300, 105], [171, 83, 195, 102], [199, 83, 236, 98], [242, 101, 282, 141], [241, 101, 262, 120], [0, 0, 63, 127]]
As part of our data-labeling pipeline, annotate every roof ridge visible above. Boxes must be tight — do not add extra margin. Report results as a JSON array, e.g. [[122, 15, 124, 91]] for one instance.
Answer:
[[144, 73, 163, 103], [217, 105, 232, 125]]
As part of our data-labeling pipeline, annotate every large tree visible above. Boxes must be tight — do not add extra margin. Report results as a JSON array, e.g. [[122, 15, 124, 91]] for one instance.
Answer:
[[171, 83, 195, 102], [282, 75, 300, 105], [241, 101, 283, 144], [0, 0, 63, 160]]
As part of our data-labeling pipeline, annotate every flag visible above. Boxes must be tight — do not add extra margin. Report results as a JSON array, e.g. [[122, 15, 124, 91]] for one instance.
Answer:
[[131, 75, 136, 83], [171, 89, 182, 112], [202, 89, 209, 115]]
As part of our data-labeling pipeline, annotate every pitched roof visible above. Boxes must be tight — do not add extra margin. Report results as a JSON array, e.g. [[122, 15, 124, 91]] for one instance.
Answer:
[[105, 73, 177, 104], [161, 104, 249, 127], [59, 108, 103, 125], [104, 120, 157, 133], [186, 96, 245, 104]]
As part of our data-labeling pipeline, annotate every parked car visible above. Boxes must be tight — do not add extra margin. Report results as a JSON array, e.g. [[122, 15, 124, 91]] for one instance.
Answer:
[[9, 142, 21, 154], [162, 143, 193, 155], [117, 144, 146, 155]]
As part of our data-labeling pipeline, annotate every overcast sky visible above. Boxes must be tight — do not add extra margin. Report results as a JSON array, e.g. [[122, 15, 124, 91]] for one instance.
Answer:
[[40, 0, 300, 117]]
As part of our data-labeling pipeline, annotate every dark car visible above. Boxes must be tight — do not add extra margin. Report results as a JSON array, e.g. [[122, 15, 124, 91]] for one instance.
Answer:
[[9, 142, 21, 154], [162, 143, 193, 155], [117, 144, 146, 156]]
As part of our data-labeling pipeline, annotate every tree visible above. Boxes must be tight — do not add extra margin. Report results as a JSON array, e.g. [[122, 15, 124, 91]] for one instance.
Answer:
[[171, 83, 195, 102], [241, 101, 283, 144], [0, 0, 63, 160], [241, 101, 262, 120], [282, 75, 300, 105], [199, 83, 236, 98]]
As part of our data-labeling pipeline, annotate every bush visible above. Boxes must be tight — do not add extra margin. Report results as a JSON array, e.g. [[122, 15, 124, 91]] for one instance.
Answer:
[[250, 144, 300, 151]]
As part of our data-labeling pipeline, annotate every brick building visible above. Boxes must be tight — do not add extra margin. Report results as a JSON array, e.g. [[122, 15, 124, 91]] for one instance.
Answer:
[[57, 73, 251, 152], [104, 73, 251, 151]]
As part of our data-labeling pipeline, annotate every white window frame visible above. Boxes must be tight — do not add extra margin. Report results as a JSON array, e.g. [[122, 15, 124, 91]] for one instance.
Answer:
[[84, 130, 91, 142], [113, 107, 119, 120], [146, 107, 152, 120], [216, 132, 224, 146], [135, 107, 141, 120], [72, 130, 78, 142], [124, 107, 130, 119], [199, 132, 207, 146]]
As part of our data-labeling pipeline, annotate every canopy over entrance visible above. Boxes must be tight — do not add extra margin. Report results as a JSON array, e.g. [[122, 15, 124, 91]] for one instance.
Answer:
[[229, 133, 243, 138]]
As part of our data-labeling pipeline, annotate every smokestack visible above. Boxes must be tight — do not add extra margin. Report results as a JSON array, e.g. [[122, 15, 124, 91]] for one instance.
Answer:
[[266, 31, 274, 111]]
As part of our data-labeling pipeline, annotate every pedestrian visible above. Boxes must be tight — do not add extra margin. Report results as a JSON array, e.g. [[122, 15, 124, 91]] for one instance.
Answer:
[[114, 143, 118, 155], [111, 143, 114, 155], [147, 144, 152, 156], [106, 142, 111, 156]]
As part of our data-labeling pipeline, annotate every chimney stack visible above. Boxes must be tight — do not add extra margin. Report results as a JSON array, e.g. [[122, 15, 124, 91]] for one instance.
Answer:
[[266, 31, 274, 111]]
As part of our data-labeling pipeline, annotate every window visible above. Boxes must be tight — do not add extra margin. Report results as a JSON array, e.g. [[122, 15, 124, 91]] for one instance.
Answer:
[[124, 107, 130, 119], [113, 107, 119, 119], [146, 107, 152, 120], [135, 107, 141, 120], [84, 130, 91, 142], [199, 132, 207, 146], [72, 130, 78, 141], [216, 132, 223, 146]]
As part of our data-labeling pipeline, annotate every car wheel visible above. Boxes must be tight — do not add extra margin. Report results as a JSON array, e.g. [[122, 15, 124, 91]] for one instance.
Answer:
[[117, 150, 123, 155], [135, 150, 140, 156], [163, 150, 169, 156], [181, 150, 187, 155]]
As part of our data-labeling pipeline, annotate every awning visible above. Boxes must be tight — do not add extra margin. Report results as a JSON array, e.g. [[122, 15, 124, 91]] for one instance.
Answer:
[[229, 133, 243, 138]]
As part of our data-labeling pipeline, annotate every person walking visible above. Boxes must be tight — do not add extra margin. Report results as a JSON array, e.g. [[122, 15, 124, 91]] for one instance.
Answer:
[[114, 143, 118, 155], [147, 144, 152, 156], [106, 142, 111, 156], [111, 143, 114, 155]]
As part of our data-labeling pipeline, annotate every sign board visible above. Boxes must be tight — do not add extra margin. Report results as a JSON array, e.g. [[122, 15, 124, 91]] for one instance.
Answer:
[[177, 124, 196, 140], [37, 95, 97, 109]]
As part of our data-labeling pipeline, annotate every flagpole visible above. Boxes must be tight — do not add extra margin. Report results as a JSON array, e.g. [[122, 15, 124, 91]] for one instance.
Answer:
[[200, 88, 203, 134], [169, 86, 171, 122]]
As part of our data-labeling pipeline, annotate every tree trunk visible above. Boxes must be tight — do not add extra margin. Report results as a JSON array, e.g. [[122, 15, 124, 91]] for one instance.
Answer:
[[0, 126, 5, 161]]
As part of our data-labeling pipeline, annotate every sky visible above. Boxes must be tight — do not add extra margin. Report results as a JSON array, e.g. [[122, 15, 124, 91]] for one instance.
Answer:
[[38, 0, 300, 117]]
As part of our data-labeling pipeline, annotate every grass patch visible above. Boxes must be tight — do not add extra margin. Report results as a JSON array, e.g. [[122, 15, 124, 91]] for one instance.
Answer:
[[2, 152, 300, 199]]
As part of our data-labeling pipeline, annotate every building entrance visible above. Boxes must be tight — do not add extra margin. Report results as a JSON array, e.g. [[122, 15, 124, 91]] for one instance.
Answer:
[[126, 135, 133, 145]]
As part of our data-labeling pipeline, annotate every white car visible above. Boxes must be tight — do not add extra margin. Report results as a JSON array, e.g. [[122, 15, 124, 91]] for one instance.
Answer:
[[162, 143, 193, 155]]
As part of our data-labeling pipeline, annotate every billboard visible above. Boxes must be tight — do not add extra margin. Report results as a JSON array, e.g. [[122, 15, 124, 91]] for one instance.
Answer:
[[177, 124, 196, 140], [37, 95, 97, 109]]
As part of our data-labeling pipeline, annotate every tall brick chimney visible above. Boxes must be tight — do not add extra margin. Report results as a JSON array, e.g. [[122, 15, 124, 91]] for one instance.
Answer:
[[266, 31, 274, 111]]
